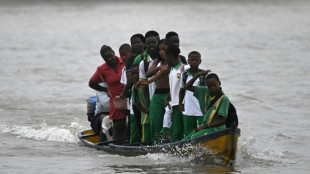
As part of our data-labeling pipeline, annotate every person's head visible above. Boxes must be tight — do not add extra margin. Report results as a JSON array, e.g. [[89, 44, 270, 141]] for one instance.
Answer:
[[145, 31, 159, 55], [188, 51, 201, 69], [130, 64, 140, 84], [100, 45, 117, 67], [145, 30, 160, 41], [165, 44, 180, 67], [119, 43, 132, 63], [130, 33, 145, 55], [206, 73, 221, 96], [158, 39, 167, 61], [165, 31, 180, 48]]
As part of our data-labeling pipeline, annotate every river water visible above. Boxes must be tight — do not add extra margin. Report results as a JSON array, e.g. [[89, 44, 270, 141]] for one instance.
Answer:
[[0, 0, 309, 173]]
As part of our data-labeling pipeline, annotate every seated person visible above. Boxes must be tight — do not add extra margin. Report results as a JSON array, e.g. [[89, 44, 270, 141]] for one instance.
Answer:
[[87, 82, 111, 141], [182, 72, 230, 141]]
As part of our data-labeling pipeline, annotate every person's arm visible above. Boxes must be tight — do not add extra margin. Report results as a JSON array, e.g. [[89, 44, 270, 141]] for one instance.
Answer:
[[146, 58, 160, 78], [184, 70, 211, 92], [136, 65, 170, 88], [195, 116, 226, 132], [120, 85, 131, 98], [179, 88, 185, 112], [134, 104, 149, 114], [89, 79, 107, 92], [165, 93, 171, 107]]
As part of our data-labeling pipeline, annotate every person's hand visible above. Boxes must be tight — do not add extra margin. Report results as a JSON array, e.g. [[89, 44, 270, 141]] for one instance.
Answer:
[[195, 125, 208, 132], [87, 114, 94, 122], [159, 65, 170, 75], [114, 95, 122, 100], [197, 70, 211, 77], [135, 81, 149, 89], [179, 104, 184, 112], [165, 99, 170, 108]]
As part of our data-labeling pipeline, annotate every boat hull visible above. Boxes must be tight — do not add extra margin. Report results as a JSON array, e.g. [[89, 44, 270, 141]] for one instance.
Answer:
[[78, 127, 240, 165]]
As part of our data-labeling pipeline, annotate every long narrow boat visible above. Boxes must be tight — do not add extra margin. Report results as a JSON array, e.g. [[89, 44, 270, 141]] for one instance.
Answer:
[[78, 126, 241, 165]]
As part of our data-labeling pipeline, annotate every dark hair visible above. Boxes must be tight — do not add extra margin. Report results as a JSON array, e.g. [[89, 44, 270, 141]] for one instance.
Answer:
[[206, 73, 220, 83], [188, 51, 201, 59], [166, 44, 180, 59], [145, 30, 160, 39], [100, 45, 114, 58], [130, 33, 145, 43], [119, 43, 132, 52], [157, 39, 166, 61], [165, 31, 178, 39]]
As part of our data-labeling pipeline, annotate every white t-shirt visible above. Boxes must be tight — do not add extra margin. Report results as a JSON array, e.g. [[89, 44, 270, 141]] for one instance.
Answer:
[[139, 57, 156, 101], [180, 71, 204, 116], [120, 67, 127, 85], [95, 82, 110, 115], [169, 62, 189, 106]]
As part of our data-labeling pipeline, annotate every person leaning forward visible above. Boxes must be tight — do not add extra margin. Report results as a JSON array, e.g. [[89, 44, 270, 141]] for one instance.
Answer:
[[89, 45, 128, 140]]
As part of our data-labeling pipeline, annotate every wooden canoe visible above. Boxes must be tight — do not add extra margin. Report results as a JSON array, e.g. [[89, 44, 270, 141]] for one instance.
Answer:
[[78, 126, 241, 165]]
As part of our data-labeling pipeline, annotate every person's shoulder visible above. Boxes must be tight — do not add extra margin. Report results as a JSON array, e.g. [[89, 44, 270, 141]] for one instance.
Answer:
[[179, 55, 187, 65], [184, 64, 190, 70], [116, 56, 125, 64], [133, 55, 142, 65], [222, 95, 230, 102], [98, 63, 108, 70]]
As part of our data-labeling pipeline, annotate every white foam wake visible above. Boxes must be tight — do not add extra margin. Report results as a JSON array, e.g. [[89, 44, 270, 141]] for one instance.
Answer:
[[0, 122, 87, 143]]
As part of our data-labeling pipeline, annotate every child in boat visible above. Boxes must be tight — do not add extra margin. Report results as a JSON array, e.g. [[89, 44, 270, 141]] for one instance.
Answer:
[[179, 51, 205, 137], [144, 39, 170, 144], [165, 31, 187, 65], [119, 43, 133, 98], [182, 72, 230, 141], [129, 64, 142, 144], [136, 44, 189, 142], [119, 43, 132, 63], [133, 31, 160, 144]]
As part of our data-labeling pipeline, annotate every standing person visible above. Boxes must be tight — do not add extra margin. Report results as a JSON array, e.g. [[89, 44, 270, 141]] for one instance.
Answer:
[[164, 44, 189, 142], [119, 43, 133, 90], [128, 64, 142, 144], [120, 34, 145, 98], [165, 31, 187, 65], [139, 39, 170, 144], [119, 34, 146, 141], [182, 72, 230, 141], [179, 51, 205, 137], [133, 31, 159, 143], [89, 45, 128, 140], [119, 43, 133, 63], [137, 44, 189, 142]]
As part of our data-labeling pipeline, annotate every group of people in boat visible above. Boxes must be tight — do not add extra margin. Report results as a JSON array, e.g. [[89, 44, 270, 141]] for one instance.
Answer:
[[87, 30, 236, 145]]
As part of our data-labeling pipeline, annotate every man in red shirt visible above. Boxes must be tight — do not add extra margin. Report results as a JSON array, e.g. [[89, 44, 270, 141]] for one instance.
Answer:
[[89, 45, 128, 140]]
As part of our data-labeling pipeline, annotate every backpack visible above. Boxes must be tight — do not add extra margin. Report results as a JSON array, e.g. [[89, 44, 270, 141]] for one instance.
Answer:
[[226, 103, 238, 128], [207, 94, 239, 129], [182, 69, 206, 86]]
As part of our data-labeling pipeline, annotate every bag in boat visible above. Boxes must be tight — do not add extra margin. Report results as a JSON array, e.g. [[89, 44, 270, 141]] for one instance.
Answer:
[[114, 96, 128, 111]]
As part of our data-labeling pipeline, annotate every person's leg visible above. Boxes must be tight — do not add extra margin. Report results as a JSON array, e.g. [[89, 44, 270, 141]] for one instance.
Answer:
[[183, 115, 197, 137], [171, 105, 184, 142], [132, 105, 142, 140], [197, 116, 204, 126], [150, 93, 167, 144], [112, 118, 127, 140], [142, 124, 151, 144], [129, 114, 139, 144]]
